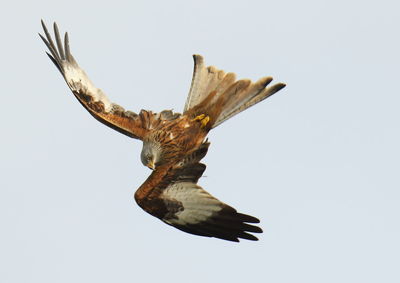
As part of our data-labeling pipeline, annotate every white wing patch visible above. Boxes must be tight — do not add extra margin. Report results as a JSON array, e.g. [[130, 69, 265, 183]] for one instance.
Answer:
[[64, 63, 113, 112], [162, 182, 222, 225]]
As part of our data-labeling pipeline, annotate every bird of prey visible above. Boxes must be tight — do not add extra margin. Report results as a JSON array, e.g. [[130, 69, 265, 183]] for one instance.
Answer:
[[39, 20, 286, 242]]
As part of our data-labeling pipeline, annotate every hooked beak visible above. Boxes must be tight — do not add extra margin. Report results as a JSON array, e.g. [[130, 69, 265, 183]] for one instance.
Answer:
[[147, 160, 156, 170]]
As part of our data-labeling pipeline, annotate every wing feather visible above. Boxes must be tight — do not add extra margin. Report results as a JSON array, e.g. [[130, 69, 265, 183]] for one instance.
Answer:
[[135, 143, 262, 242], [40, 20, 157, 139]]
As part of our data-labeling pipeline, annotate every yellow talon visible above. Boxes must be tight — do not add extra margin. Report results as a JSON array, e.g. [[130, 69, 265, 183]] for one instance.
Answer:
[[191, 114, 210, 128], [200, 116, 210, 128], [192, 114, 206, 122]]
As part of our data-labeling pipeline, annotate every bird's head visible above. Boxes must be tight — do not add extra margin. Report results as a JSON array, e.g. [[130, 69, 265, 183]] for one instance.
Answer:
[[140, 140, 162, 170]]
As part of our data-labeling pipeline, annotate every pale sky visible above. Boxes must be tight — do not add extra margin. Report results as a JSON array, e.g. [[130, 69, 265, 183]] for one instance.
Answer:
[[1, 0, 399, 282]]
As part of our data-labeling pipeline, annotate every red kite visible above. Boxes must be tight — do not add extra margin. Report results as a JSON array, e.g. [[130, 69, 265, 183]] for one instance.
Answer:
[[39, 21, 286, 242]]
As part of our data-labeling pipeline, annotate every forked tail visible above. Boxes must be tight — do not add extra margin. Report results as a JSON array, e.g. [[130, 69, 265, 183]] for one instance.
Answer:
[[183, 55, 286, 128]]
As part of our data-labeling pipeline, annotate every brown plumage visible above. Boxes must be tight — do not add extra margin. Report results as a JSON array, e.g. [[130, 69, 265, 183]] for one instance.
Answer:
[[39, 20, 286, 242]]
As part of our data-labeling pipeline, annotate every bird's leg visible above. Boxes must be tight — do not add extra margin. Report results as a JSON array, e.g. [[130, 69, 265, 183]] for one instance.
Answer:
[[192, 114, 210, 128]]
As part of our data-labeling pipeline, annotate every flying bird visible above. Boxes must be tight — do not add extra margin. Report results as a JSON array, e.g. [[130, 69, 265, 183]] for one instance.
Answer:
[[39, 20, 286, 242]]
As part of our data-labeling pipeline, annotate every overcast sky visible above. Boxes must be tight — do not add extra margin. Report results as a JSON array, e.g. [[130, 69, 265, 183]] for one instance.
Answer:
[[1, 0, 399, 282]]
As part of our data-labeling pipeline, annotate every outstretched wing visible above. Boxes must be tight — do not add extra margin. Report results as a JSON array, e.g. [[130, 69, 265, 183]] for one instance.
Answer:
[[134, 143, 262, 242], [39, 20, 154, 139]]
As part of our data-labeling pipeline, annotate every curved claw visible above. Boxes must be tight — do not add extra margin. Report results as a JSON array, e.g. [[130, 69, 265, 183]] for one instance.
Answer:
[[200, 116, 210, 128]]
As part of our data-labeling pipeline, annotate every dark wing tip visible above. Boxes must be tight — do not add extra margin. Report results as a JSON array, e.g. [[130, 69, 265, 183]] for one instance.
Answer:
[[237, 212, 261, 224], [45, 52, 63, 74], [173, 206, 263, 242], [40, 20, 64, 71], [40, 19, 46, 31], [211, 206, 263, 241], [38, 32, 48, 45], [53, 22, 65, 60], [64, 32, 73, 63], [238, 231, 259, 241]]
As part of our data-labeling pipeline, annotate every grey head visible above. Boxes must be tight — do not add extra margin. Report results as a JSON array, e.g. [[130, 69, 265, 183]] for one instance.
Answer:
[[140, 140, 162, 170]]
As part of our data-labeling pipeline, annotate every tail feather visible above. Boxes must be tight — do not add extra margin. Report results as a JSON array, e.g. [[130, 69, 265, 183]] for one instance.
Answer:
[[183, 54, 286, 128], [215, 77, 271, 126], [184, 55, 231, 112], [213, 80, 286, 128]]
